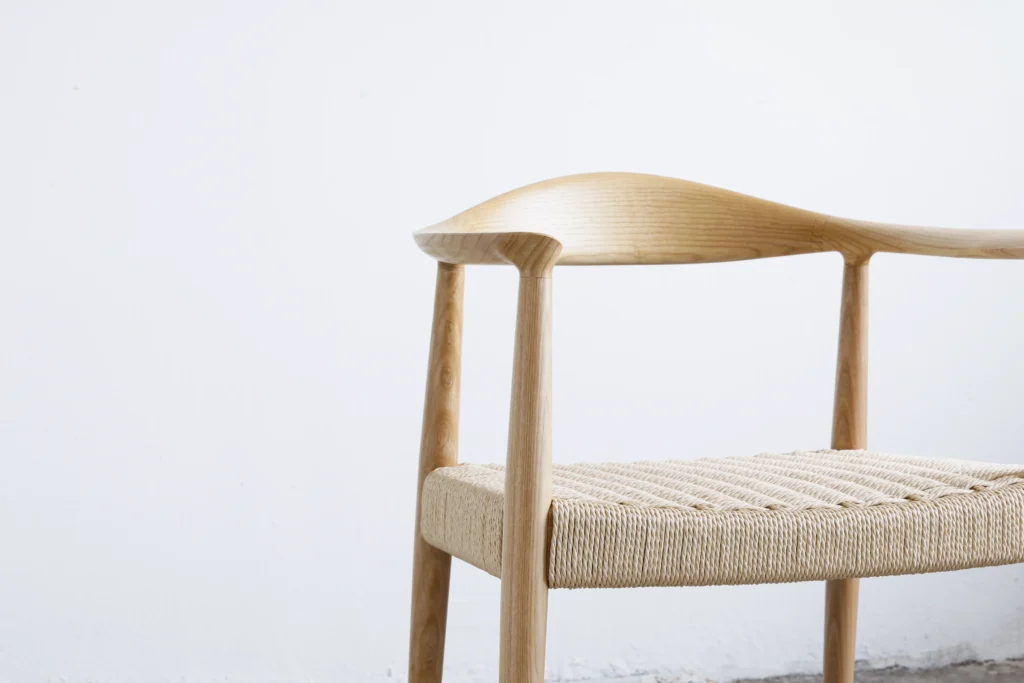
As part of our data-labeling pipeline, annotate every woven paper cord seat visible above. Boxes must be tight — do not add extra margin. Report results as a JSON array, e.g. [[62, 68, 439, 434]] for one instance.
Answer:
[[420, 449, 1024, 589]]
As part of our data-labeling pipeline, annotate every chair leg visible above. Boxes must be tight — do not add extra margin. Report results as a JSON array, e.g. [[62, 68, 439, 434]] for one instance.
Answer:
[[409, 541, 453, 683], [499, 552, 548, 683], [823, 578, 859, 683], [409, 263, 464, 683], [824, 262, 866, 683], [499, 274, 553, 683]]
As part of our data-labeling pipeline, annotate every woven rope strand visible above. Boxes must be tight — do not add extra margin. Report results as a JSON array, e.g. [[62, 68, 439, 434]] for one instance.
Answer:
[[419, 450, 1024, 589]]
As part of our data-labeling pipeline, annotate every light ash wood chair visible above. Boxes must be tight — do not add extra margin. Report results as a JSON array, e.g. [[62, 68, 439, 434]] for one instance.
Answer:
[[407, 172, 1024, 683]]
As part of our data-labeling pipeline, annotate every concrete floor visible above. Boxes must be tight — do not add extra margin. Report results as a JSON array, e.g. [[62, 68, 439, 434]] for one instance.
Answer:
[[586, 660, 1024, 682], [735, 660, 1024, 682]]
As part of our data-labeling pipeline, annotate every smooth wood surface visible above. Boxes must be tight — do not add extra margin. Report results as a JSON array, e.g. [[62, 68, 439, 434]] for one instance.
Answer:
[[499, 271, 555, 683], [824, 578, 860, 683], [823, 261, 869, 683], [830, 261, 869, 450], [408, 262, 464, 683], [414, 172, 1024, 267]]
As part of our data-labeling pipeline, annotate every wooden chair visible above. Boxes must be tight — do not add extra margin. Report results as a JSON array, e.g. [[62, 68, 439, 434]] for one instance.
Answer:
[[407, 172, 1024, 683]]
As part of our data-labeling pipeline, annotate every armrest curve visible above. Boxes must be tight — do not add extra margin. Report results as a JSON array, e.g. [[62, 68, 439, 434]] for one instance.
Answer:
[[414, 231, 563, 276], [413, 173, 1024, 268], [828, 220, 1024, 261]]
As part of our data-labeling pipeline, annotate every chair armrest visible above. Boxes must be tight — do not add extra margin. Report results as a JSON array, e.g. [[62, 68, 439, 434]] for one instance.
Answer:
[[830, 220, 1024, 262], [414, 231, 563, 276], [412, 173, 1024, 269]]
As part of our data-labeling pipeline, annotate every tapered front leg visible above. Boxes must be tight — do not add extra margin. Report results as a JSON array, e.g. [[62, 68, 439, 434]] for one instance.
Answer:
[[408, 262, 464, 683], [499, 273, 554, 683]]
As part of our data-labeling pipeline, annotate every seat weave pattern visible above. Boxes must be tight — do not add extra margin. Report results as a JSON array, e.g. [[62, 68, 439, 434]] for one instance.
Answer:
[[420, 450, 1024, 589]]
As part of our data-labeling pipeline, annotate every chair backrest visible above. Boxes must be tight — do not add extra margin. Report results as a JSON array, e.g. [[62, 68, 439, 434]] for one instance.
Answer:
[[415, 172, 1024, 274]]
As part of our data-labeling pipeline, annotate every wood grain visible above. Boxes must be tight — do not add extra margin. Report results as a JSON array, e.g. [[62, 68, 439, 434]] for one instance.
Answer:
[[830, 261, 869, 450], [414, 172, 1024, 267], [823, 260, 869, 683], [408, 262, 464, 683], [499, 271, 555, 683], [824, 578, 860, 683]]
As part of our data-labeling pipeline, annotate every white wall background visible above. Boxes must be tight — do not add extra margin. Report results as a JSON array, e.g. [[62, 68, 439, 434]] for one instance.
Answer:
[[3, 1, 1024, 682]]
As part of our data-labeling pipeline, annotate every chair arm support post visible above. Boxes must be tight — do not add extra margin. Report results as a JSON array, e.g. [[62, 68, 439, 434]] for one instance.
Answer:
[[409, 262, 465, 683], [500, 265, 556, 683]]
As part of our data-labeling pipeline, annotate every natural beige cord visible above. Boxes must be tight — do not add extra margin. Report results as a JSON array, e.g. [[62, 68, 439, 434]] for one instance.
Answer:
[[420, 450, 1024, 589]]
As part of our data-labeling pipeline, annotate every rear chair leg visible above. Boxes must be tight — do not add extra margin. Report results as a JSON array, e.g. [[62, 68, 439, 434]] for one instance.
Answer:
[[823, 578, 859, 683], [823, 261, 868, 683]]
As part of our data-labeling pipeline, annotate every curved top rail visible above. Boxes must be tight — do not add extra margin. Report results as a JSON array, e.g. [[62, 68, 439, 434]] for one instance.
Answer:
[[414, 172, 1024, 273]]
